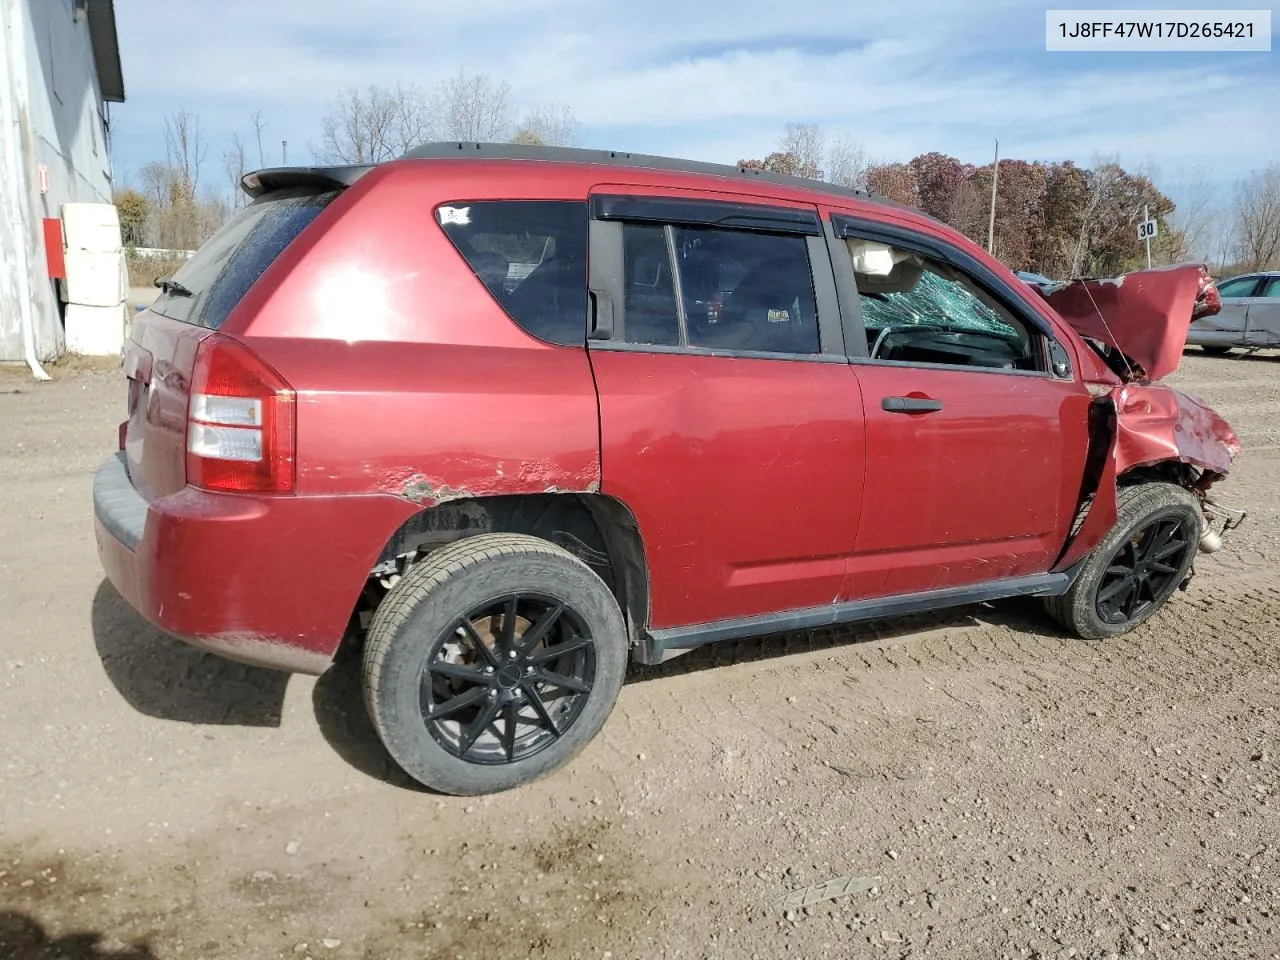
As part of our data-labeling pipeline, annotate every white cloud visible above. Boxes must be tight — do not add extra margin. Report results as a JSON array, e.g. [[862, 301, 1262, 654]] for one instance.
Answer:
[[109, 0, 1278, 194]]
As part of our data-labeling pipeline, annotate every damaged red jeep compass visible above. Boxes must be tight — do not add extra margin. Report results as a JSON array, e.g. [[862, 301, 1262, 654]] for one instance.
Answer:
[[94, 143, 1242, 795]]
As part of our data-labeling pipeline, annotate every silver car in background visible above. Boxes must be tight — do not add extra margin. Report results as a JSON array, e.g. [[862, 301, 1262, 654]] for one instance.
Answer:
[[1188, 271, 1280, 354]]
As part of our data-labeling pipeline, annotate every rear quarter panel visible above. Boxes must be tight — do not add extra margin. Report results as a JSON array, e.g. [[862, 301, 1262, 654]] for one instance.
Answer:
[[222, 163, 602, 502]]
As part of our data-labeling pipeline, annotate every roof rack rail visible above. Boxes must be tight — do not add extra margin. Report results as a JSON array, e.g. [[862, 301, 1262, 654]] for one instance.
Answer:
[[399, 141, 881, 205]]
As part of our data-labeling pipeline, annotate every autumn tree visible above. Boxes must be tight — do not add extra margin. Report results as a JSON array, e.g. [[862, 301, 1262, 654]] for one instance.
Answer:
[[113, 189, 149, 247], [1036, 162, 1090, 277], [865, 163, 921, 207], [739, 150, 822, 179]]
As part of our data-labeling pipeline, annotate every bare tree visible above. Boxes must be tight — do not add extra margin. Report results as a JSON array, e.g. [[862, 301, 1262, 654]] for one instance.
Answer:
[[224, 133, 248, 211], [826, 134, 869, 190], [433, 71, 513, 141], [1164, 166, 1219, 264], [1069, 154, 1121, 276], [250, 109, 267, 167], [512, 102, 579, 146], [138, 161, 170, 211], [391, 83, 433, 153], [1232, 164, 1280, 271], [164, 109, 207, 193], [778, 122, 825, 179], [316, 85, 402, 164]]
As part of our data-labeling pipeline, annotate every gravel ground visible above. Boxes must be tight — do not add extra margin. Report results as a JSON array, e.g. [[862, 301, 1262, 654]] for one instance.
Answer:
[[0, 351, 1277, 960]]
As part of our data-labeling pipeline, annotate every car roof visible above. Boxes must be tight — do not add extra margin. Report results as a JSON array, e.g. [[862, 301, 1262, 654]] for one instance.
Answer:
[[241, 141, 915, 217]]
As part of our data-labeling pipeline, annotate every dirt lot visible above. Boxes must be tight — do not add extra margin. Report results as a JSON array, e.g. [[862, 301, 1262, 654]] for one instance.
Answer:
[[1, 352, 1278, 960]]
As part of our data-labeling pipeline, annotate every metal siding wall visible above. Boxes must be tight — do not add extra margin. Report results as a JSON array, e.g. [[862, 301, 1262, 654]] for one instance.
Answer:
[[1, 0, 116, 362]]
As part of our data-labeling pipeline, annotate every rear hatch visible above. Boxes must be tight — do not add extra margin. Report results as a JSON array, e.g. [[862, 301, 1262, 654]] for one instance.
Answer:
[[121, 187, 338, 501]]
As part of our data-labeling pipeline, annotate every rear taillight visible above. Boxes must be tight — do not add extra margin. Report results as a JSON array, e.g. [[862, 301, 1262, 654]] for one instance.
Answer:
[[186, 335, 295, 493]]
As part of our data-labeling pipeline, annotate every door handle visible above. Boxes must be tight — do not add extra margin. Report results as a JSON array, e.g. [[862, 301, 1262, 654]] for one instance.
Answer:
[[882, 396, 943, 413]]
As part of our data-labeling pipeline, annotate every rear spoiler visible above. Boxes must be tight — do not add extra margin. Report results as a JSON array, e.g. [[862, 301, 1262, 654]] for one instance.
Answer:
[[240, 164, 374, 199]]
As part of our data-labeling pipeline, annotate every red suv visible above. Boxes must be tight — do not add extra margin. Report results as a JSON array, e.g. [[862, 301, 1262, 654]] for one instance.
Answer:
[[95, 143, 1241, 795]]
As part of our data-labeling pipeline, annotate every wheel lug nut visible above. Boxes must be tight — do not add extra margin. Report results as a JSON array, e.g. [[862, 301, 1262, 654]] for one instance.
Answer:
[[507, 650, 518, 660], [488, 689, 498, 698], [484, 666, 494, 674], [525, 666, 534, 675]]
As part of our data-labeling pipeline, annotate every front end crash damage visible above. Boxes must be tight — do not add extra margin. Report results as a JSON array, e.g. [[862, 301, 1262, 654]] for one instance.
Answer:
[[1044, 265, 1243, 574]]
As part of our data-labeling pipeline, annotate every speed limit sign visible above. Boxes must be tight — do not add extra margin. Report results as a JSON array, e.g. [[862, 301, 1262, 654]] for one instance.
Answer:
[[1138, 219, 1159, 241]]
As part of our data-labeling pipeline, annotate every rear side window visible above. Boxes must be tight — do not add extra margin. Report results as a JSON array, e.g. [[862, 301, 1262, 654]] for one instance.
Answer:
[[437, 200, 588, 346], [150, 188, 336, 329], [1215, 276, 1258, 298]]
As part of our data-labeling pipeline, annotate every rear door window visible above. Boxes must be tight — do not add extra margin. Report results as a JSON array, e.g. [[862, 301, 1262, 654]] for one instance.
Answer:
[[676, 227, 819, 355], [616, 222, 819, 355], [437, 200, 589, 346], [1216, 276, 1260, 298], [150, 188, 336, 329]]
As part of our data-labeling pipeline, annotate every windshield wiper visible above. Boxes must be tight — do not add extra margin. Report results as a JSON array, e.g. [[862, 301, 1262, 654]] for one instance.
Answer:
[[154, 277, 193, 297]]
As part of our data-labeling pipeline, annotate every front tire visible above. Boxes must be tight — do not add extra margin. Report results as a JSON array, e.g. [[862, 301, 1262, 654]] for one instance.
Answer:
[[1201, 345, 1233, 356], [1044, 483, 1202, 640], [362, 534, 628, 795]]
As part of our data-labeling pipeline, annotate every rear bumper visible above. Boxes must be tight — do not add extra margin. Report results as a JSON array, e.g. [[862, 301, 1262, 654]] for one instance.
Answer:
[[93, 453, 418, 674]]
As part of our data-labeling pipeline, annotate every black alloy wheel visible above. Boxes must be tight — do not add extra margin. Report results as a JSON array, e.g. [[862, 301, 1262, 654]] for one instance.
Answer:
[[1094, 516, 1194, 625], [421, 594, 596, 764]]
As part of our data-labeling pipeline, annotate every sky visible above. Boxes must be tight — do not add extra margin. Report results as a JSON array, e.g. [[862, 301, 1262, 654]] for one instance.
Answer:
[[109, 0, 1278, 206]]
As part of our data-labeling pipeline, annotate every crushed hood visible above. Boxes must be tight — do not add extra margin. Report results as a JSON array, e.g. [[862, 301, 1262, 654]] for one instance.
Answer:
[[1039, 264, 1221, 382]]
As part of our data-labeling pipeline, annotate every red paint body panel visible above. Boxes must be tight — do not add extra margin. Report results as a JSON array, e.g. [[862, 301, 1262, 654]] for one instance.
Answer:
[[94, 487, 418, 673], [92, 154, 1240, 674], [593, 351, 864, 628], [847, 365, 1092, 596], [1112, 383, 1241, 477], [244, 337, 600, 500], [123, 314, 213, 500]]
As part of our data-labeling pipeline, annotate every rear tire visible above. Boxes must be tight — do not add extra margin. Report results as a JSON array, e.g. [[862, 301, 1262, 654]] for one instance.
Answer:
[[362, 534, 628, 795], [1201, 345, 1233, 356], [1044, 483, 1202, 640]]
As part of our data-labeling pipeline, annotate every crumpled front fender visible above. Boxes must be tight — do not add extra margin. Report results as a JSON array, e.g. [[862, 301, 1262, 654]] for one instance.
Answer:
[[1112, 382, 1240, 477], [1053, 383, 1240, 572]]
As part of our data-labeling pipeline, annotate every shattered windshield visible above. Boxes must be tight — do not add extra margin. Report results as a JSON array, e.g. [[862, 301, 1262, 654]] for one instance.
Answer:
[[860, 268, 1022, 339]]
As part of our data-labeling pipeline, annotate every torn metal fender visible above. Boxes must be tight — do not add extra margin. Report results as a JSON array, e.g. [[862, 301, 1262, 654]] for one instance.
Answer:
[[1053, 383, 1240, 572], [1042, 264, 1219, 382], [1112, 382, 1240, 477]]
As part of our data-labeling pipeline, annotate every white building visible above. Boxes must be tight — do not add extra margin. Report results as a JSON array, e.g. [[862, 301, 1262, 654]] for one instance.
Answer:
[[1, 0, 124, 369]]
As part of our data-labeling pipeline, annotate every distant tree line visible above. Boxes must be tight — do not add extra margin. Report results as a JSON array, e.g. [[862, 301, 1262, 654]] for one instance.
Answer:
[[113, 96, 1280, 282], [740, 123, 1280, 279]]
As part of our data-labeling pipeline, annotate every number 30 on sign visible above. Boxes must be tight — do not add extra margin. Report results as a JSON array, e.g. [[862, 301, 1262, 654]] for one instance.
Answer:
[[1138, 219, 1159, 241]]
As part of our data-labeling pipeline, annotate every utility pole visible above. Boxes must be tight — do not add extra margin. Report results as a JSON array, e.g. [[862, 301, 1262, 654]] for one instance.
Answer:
[[1143, 203, 1152, 269], [986, 139, 999, 254], [282, 140, 288, 165]]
